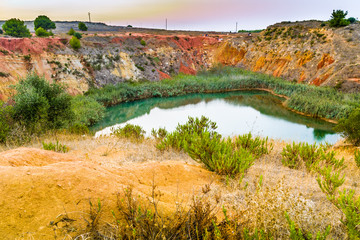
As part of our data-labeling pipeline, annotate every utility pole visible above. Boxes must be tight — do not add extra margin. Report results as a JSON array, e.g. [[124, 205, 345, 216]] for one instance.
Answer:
[[88, 12, 91, 23], [236, 22, 238, 33], [165, 18, 167, 30]]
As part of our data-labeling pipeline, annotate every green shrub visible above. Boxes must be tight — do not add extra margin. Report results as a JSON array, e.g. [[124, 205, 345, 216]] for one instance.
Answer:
[[234, 132, 273, 158], [348, 17, 357, 24], [42, 140, 69, 153], [334, 108, 360, 145], [11, 73, 73, 133], [285, 212, 331, 240], [329, 10, 350, 28], [316, 165, 345, 200], [0, 102, 13, 143], [69, 36, 81, 50], [337, 190, 360, 239], [73, 32, 82, 39], [151, 127, 168, 140], [34, 15, 56, 31], [78, 22, 88, 31], [2, 18, 31, 37], [68, 28, 75, 36], [157, 116, 258, 178], [0, 29, 3, 34], [35, 27, 51, 37], [112, 124, 145, 141], [140, 39, 146, 46], [70, 95, 105, 126]]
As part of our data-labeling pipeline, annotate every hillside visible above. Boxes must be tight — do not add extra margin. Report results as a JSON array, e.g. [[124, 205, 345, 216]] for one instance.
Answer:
[[0, 20, 359, 100]]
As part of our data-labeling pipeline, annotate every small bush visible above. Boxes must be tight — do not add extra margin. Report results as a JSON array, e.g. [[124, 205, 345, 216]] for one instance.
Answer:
[[334, 108, 360, 145], [348, 17, 357, 24], [151, 127, 168, 140], [112, 124, 145, 141], [329, 10, 350, 28], [73, 32, 82, 39], [42, 141, 69, 153], [78, 22, 88, 31], [0, 102, 13, 143], [234, 132, 273, 158], [140, 39, 146, 46], [158, 116, 260, 178], [337, 190, 360, 239], [35, 27, 51, 37], [12, 73, 73, 134], [0, 29, 3, 34], [70, 95, 105, 126], [354, 150, 360, 168], [69, 36, 81, 50], [68, 28, 75, 35]]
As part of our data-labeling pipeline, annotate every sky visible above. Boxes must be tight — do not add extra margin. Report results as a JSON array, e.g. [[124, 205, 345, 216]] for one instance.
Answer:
[[1, 0, 360, 31]]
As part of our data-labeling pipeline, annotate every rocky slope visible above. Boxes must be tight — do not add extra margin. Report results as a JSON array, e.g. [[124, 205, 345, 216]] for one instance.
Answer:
[[0, 20, 359, 100]]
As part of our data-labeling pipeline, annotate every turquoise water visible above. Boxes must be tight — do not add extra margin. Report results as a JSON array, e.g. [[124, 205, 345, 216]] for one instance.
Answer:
[[93, 91, 341, 144]]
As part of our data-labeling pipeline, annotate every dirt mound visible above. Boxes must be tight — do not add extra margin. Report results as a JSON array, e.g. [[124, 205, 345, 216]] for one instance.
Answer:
[[0, 147, 217, 239]]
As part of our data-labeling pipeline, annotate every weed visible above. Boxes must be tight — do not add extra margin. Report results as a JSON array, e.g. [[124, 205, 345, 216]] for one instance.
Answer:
[[355, 150, 360, 167], [42, 140, 69, 153], [112, 124, 145, 141]]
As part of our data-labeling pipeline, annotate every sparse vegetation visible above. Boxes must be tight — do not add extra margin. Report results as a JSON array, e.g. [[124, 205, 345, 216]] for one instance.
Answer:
[[140, 39, 146, 46], [42, 140, 69, 153]]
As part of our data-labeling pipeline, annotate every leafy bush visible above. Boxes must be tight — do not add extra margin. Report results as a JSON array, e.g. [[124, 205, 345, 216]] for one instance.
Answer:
[[34, 15, 56, 31], [70, 95, 105, 126], [234, 132, 273, 158], [35, 27, 52, 37], [334, 107, 360, 145], [69, 36, 81, 50], [158, 116, 262, 178], [0, 102, 13, 143], [281, 142, 323, 170], [337, 190, 360, 239], [140, 39, 146, 46], [329, 10, 350, 28], [42, 140, 69, 153], [2, 18, 31, 37], [78, 22, 88, 31], [68, 28, 75, 36], [0, 29, 3, 34], [112, 124, 145, 141], [11, 73, 73, 133], [348, 17, 357, 24], [73, 32, 82, 39], [151, 127, 168, 140]]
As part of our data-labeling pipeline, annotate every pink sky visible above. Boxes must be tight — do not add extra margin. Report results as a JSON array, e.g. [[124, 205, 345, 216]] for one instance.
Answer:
[[1, 0, 360, 31]]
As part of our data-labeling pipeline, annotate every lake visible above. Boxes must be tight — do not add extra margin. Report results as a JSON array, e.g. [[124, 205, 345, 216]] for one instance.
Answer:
[[93, 91, 341, 144]]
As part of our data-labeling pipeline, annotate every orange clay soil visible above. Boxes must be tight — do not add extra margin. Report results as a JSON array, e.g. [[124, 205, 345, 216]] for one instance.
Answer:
[[0, 140, 219, 239]]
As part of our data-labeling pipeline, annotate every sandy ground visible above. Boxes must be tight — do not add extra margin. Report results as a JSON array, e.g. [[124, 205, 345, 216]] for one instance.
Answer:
[[0, 134, 359, 239]]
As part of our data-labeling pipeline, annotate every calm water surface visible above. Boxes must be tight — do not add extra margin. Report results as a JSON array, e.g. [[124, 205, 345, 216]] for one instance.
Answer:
[[94, 91, 341, 144]]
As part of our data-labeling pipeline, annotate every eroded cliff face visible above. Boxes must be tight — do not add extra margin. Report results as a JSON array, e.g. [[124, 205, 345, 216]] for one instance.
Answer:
[[0, 21, 359, 99], [215, 21, 360, 92]]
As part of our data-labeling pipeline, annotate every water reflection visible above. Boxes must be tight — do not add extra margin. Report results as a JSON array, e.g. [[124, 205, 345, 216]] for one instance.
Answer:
[[93, 91, 341, 144]]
